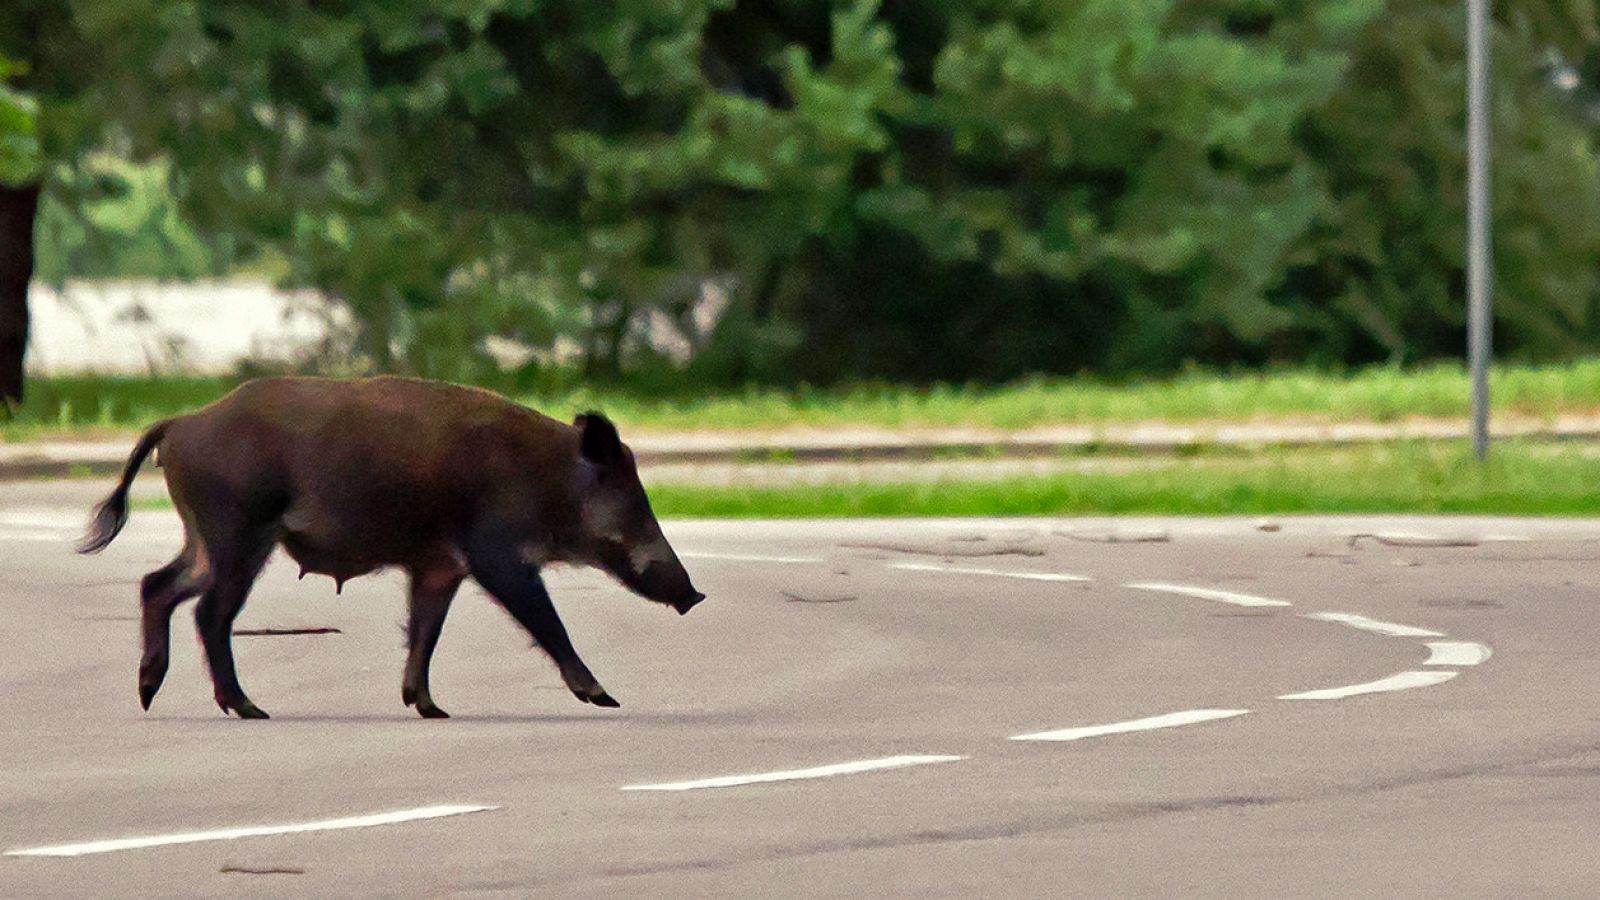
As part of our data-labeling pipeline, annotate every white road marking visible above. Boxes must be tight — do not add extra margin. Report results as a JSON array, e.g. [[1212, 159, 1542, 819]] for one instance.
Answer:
[[1010, 708, 1251, 743], [0, 511, 84, 529], [889, 562, 1090, 583], [620, 755, 965, 792], [678, 551, 823, 564], [1124, 582, 1292, 608], [1424, 641, 1493, 666], [0, 530, 76, 543], [1303, 611, 1444, 638], [1278, 670, 1457, 701], [4, 804, 499, 858]]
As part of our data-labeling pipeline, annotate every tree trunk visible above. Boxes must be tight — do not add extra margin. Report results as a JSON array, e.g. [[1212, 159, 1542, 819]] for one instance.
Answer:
[[0, 182, 41, 407]]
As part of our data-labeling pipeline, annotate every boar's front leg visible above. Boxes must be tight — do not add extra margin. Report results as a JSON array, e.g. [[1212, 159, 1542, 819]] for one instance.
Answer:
[[464, 533, 619, 708]]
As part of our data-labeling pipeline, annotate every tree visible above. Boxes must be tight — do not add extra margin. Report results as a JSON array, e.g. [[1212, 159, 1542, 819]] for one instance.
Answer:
[[747, 0, 1394, 378], [20, 0, 1600, 388], [0, 53, 41, 405], [63, 0, 720, 381], [1293, 0, 1600, 366]]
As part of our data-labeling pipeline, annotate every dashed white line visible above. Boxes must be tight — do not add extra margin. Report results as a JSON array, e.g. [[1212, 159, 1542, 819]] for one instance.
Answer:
[[1278, 670, 1458, 701], [679, 552, 823, 564], [4, 804, 499, 858], [1010, 708, 1251, 743], [1424, 641, 1493, 666], [1124, 582, 1292, 608], [0, 530, 76, 543], [0, 511, 84, 529], [1303, 611, 1444, 638], [620, 754, 965, 792], [889, 563, 1090, 583]]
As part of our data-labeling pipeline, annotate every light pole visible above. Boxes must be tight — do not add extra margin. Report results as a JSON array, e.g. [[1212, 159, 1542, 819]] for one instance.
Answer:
[[1466, 0, 1492, 460]]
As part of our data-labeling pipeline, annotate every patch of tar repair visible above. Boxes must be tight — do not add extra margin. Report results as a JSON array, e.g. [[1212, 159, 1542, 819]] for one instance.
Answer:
[[220, 865, 305, 875], [781, 591, 858, 604]]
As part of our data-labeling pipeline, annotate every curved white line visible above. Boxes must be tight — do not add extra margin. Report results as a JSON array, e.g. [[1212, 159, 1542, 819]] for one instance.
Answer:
[[1424, 641, 1493, 666], [621, 754, 965, 791], [1303, 612, 1444, 638], [5, 804, 499, 858], [1010, 708, 1251, 742], [890, 563, 1090, 583], [1124, 582, 1291, 608], [1278, 670, 1457, 701]]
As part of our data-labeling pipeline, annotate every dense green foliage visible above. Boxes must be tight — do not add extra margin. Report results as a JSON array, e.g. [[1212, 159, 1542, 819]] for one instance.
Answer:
[[1, 7, 240, 285], [0, 55, 39, 186], [9, 2, 1600, 383], [32, 156, 246, 283]]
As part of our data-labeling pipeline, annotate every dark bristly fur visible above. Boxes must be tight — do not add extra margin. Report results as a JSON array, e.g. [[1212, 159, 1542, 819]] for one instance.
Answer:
[[77, 377, 704, 720]]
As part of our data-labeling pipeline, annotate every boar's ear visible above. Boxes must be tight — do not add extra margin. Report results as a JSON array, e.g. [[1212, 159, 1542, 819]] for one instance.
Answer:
[[575, 412, 624, 465]]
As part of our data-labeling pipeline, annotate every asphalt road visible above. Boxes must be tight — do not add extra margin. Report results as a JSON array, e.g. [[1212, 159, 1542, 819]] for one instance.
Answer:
[[5, 480, 1600, 897]]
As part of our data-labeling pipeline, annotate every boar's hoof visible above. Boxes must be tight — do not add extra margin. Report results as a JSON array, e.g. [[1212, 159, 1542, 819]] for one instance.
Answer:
[[138, 659, 168, 710], [580, 689, 621, 708], [222, 698, 271, 719], [404, 687, 451, 718]]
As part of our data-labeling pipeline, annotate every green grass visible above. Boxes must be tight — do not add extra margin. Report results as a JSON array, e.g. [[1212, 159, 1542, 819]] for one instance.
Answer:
[[2, 375, 237, 440], [538, 361, 1600, 431], [646, 441, 1600, 518], [126, 441, 1600, 518], [11, 360, 1600, 440]]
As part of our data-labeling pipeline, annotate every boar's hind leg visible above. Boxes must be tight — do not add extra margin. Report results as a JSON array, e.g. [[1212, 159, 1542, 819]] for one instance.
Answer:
[[402, 568, 463, 719], [138, 548, 209, 711], [193, 534, 275, 719], [465, 537, 619, 708]]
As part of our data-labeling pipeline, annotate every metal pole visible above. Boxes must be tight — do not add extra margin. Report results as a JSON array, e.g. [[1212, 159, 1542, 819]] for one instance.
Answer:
[[1466, 0, 1493, 460]]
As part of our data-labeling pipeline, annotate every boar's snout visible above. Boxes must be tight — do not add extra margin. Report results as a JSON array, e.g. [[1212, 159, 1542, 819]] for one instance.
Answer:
[[597, 539, 705, 615], [634, 558, 705, 615], [674, 590, 706, 616]]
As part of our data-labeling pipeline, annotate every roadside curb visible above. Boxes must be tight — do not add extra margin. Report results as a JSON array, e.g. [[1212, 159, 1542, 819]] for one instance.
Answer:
[[8, 416, 1600, 482]]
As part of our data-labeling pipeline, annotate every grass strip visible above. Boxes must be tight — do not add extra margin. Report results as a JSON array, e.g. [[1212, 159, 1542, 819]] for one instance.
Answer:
[[125, 441, 1600, 518], [11, 360, 1600, 439], [646, 441, 1600, 518]]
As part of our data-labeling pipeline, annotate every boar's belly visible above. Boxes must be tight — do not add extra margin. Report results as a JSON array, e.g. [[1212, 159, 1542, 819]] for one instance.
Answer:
[[277, 500, 445, 579], [279, 530, 385, 583]]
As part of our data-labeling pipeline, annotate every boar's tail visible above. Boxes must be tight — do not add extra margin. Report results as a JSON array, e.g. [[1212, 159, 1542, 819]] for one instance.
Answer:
[[78, 419, 171, 555]]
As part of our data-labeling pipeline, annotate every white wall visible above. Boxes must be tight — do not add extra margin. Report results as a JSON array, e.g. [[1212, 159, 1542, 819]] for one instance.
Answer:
[[25, 280, 345, 375]]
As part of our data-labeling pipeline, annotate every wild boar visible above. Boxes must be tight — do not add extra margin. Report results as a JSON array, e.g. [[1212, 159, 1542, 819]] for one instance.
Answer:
[[78, 376, 704, 720]]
